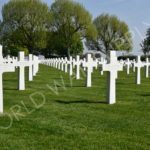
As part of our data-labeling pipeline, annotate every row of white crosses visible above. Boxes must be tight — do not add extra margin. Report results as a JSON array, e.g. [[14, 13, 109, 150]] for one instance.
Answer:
[[0, 45, 40, 113], [41, 53, 123, 105], [16, 52, 39, 90], [3, 52, 39, 90], [41, 51, 150, 105], [125, 58, 132, 75], [42, 52, 122, 104], [134, 56, 150, 84], [122, 56, 150, 84], [82, 54, 98, 87], [3, 55, 18, 64], [98, 53, 148, 103], [41, 54, 102, 87], [98, 57, 107, 75]]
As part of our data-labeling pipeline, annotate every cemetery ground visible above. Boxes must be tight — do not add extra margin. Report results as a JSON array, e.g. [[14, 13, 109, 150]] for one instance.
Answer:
[[0, 64, 149, 150]]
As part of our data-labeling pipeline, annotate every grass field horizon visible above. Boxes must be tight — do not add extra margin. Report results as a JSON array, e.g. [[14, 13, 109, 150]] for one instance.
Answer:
[[0, 64, 149, 149]]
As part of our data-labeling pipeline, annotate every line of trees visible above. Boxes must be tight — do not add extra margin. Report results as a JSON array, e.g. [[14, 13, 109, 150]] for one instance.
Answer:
[[141, 28, 150, 56], [0, 0, 132, 57]]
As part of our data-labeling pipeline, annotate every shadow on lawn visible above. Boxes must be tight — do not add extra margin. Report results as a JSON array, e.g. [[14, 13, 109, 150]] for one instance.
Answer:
[[117, 82, 134, 85], [139, 94, 150, 97], [4, 79, 17, 82], [3, 88, 18, 91], [54, 100, 106, 104], [64, 85, 85, 88]]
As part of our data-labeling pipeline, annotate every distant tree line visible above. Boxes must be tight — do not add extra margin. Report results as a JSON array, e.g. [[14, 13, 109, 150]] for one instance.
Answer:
[[0, 0, 132, 57], [141, 28, 150, 56]]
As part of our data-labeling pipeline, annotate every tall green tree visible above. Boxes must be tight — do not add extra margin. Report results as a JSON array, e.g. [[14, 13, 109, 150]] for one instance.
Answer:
[[140, 28, 150, 56], [93, 13, 132, 55], [48, 0, 97, 57], [1, 0, 50, 54]]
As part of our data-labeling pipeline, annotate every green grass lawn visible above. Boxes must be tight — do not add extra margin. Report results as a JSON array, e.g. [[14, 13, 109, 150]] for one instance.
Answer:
[[0, 64, 150, 150]]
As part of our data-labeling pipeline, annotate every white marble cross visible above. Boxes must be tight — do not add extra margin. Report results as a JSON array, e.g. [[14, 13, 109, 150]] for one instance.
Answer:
[[14, 52, 35, 90], [73, 55, 82, 80], [0, 45, 15, 113], [119, 59, 125, 66], [55, 58, 59, 69], [67, 56, 73, 76], [51, 59, 54, 67], [58, 58, 61, 70], [12, 56, 18, 63], [52, 58, 55, 68], [98, 57, 107, 75], [55, 58, 57, 68], [6, 55, 13, 64], [32, 55, 39, 76], [28, 54, 33, 81], [18, 52, 28, 90], [48, 59, 51, 67], [125, 58, 132, 75], [83, 54, 97, 87], [102, 51, 123, 104], [134, 56, 144, 85], [61, 58, 65, 71], [132, 59, 136, 72], [144, 58, 150, 78], [64, 57, 68, 73], [53, 58, 57, 68], [82, 58, 86, 71]]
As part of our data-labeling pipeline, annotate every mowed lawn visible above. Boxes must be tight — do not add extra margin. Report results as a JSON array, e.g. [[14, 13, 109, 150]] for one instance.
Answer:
[[0, 64, 150, 150]]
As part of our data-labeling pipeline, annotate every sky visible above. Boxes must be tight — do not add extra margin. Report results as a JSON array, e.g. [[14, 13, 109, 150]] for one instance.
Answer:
[[0, 0, 150, 54]]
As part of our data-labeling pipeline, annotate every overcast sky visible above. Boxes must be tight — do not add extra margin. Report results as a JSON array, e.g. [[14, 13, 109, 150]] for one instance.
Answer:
[[0, 0, 150, 53]]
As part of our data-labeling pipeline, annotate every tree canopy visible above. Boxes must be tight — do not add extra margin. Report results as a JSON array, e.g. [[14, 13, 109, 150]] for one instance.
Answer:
[[141, 28, 150, 56], [47, 0, 97, 57], [93, 13, 132, 55], [1, 0, 49, 55], [0, 0, 133, 57]]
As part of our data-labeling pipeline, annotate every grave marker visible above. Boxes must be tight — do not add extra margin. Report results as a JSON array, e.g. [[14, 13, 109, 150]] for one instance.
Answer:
[[61, 58, 64, 71], [0, 45, 15, 113], [83, 54, 97, 87], [134, 56, 144, 85], [28, 54, 33, 81], [144, 58, 150, 78], [102, 51, 123, 104], [73, 55, 82, 80], [64, 57, 68, 73], [68, 56, 73, 76], [125, 58, 131, 75]]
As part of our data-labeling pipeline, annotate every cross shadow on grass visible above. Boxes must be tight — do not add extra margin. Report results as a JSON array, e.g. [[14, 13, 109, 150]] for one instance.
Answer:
[[54, 100, 107, 104], [139, 94, 150, 97], [3, 88, 18, 91], [64, 85, 86, 88], [117, 82, 134, 85], [4, 79, 17, 82]]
